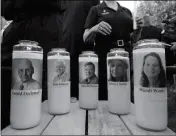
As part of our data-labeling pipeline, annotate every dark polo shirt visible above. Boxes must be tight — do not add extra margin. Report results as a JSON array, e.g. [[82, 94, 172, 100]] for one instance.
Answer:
[[84, 2, 133, 100], [84, 2, 133, 52]]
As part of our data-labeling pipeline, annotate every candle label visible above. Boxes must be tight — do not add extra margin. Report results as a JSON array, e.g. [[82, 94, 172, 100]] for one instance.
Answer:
[[11, 89, 42, 95], [80, 84, 98, 88], [12, 58, 43, 92], [139, 87, 165, 93], [108, 82, 128, 86], [136, 87, 167, 101]]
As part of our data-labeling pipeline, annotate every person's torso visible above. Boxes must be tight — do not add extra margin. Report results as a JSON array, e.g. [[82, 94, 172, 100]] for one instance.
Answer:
[[94, 2, 133, 52]]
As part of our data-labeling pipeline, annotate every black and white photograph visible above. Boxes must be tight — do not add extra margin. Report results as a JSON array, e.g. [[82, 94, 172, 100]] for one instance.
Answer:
[[1, 0, 176, 134], [12, 58, 42, 90], [53, 60, 69, 83], [107, 59, 129, 82], [79, 62, 98, 84], [140, 52, 166, 88], [48, 59, 70, 84]]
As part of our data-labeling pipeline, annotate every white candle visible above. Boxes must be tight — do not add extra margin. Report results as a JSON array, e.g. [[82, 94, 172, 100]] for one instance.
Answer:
[[107, 57, 131, 114], [79, 56, 98, 109], [48, 54, 70, 114], [11, 52, 42, 129], [133, 48, 167, 131]]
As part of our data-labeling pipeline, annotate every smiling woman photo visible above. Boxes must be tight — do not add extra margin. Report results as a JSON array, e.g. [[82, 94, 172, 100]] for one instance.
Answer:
[[108, 59, 128, 82], [140, 52, 166, 87]]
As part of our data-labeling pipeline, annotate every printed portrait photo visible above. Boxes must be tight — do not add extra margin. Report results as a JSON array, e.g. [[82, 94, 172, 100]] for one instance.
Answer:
[[53, 60, 70, 83], [12, 58, 43, 90], [79, 62, 98, 84], [107, 59, 129, 82], [140, 52, 166, 88]]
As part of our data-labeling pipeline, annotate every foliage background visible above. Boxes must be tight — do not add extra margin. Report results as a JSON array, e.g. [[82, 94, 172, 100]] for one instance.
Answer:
[[137, 1, 176, 28]]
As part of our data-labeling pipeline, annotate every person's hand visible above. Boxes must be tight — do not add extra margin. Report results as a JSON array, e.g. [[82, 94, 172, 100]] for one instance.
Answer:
[[135, 17, 144, 29], [171, 42, 176, 51], [93, 21, 112, 35]]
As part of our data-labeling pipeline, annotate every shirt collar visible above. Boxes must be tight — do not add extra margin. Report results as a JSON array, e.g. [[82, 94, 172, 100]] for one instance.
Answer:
[[101, 1, 123, 11]]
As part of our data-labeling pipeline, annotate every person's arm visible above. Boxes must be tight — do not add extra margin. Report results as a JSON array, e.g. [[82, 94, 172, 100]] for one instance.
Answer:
[[83, 22, 111, 43], [171, 42, 176, 51], [83, 6, 111, 44], [83, 27, 97, 43]]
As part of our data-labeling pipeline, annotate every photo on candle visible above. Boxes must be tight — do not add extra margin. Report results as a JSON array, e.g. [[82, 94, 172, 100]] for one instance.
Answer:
[[139, 52, 166, 88], [12, 58, 43, 90], [48, 59, 70, 84], [79, 61, 98, 84], [107, 59, 130, 82]]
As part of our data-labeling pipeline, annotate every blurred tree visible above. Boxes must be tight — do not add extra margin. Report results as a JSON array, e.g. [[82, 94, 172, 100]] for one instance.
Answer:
[[137, 1, 176, 28]]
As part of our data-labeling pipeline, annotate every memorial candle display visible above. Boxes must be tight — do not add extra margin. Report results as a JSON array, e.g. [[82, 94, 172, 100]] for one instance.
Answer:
[[47, 48, 70, 114], [79, 51, 99, 109], [133, 39, 167, 131], [107, 48, 131, 115], [11, 40, 43, 129]]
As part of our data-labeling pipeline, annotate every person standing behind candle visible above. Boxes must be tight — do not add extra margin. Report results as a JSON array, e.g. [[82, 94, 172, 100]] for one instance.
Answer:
[[83, 0, 133, 100]]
